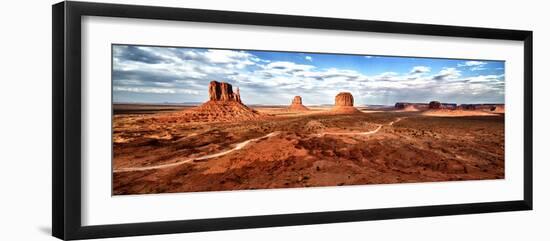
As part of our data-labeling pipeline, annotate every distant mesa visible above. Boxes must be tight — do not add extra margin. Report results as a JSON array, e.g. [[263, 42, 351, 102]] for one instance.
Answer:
[[395, 101, 457, 111], [395, 102, 421, 111], [460, 104, 476, 110], [460, 104, 504, 112], [394, 102, 409, 109], [428, 101, 441, 109], [288, 96, 309, 111], [331, 92, 359, 113], [395, 100, 505, 116], [174, 80, 261, 122]]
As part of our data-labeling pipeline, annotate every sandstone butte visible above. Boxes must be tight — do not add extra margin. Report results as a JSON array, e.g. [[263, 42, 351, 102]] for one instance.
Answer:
[[428, 100, 441, 109], [208, 80, 242, 103], [288, 96, 309, 111], [407, 100, 505, 112], [331, 92, 359, 113], [170, 81, 261, 122]]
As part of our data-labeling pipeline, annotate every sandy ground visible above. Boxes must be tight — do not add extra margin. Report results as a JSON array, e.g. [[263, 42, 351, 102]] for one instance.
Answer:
[[421, 109, 500, 117], [113, 105, 505, 195]]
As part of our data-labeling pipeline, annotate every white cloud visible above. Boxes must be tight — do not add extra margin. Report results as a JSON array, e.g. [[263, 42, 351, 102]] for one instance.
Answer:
[[265, 61, 315, 71], [373, 72, 399, 81], [113, 86, 200, 95], [203, 50, 254, 64], [250, 57, 270, 63], [461, 61, 487, 66], [458, 61, 488, 71], [261, 61, 316, 77], [113, 45, 504, 105], [432, 67, 461, 80], [410, 66, 431, 74], [470, 66, 486, 71], [467, 74, 504, 83]]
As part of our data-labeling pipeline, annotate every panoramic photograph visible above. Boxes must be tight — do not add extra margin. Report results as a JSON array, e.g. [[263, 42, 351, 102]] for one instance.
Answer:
[[112, 44, 505, 195]]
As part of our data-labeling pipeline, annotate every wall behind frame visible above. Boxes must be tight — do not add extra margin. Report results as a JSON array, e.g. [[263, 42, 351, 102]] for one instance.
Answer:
[[0, 0, 547, 240]]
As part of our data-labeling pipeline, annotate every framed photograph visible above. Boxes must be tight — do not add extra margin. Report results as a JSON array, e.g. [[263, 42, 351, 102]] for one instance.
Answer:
[[52, 1, 533, 240]]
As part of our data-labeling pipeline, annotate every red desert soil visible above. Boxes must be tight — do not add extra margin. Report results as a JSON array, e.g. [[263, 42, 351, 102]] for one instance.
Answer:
[[113, 109, 504, 195], [492, 105, 505, 113], [112, 82, 504, 195], [400, 105, 420, 112]]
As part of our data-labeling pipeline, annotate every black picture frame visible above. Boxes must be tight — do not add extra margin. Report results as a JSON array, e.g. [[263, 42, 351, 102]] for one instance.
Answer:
[[52, 1, 533, 240]]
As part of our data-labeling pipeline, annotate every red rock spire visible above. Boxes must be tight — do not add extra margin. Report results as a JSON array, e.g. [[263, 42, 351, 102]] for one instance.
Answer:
[[208, 81, 241, 102]]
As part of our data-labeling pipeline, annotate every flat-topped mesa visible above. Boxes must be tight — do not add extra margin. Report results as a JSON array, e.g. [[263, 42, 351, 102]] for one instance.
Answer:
[[459, 103, 505, 112], [208, 81, 241, 103], [395, 102, 429, 110], [397, 102, 456, 111], [288, 96, 309, 111], [331, 92, 359, 113], [335, 92, 354, 106], [428, 101, 458, 110], [395, 102, 408, 109], [429, 101, 441, 109], [395, 102, 420, 112]]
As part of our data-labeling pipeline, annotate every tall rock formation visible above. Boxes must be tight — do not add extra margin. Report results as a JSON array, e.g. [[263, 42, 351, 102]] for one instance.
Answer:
[[220, 82, 233, 101], [292, 96, 303, 105], [331, 92, 359, 113], [288, 96, 309, 111], [208, 81, 241, 102], [235, 87, 242, 103], [335, 92, 354, 106], [208, 81, 220, 101], [178, 80, 260, 122]]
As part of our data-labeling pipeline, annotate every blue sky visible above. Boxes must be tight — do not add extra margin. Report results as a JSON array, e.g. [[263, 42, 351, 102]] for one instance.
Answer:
[[112, 45, 505, 105]]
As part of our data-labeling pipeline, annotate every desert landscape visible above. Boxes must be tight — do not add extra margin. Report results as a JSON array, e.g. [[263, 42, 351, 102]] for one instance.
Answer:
[[112, 80, 504, 195]]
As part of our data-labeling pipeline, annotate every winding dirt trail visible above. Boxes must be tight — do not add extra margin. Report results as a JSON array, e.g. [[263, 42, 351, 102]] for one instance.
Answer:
[[114, 131, 280, 173], [114, 117, 405, 173], [315, 117, 404, 137]]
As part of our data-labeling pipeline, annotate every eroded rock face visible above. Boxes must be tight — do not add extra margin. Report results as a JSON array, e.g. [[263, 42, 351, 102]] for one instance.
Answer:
[[220, 82, 233, 101], [292, 96, 303, 105], [429, 101, 441, 109], [235, 87, 242, 103], [208, 81, 241, 102], [208, 81, 222, 101], [182, 80, 259, 122], [289, 96, 309, 111], [331, 92, 358, 113], [335, 92, 354, 106]]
